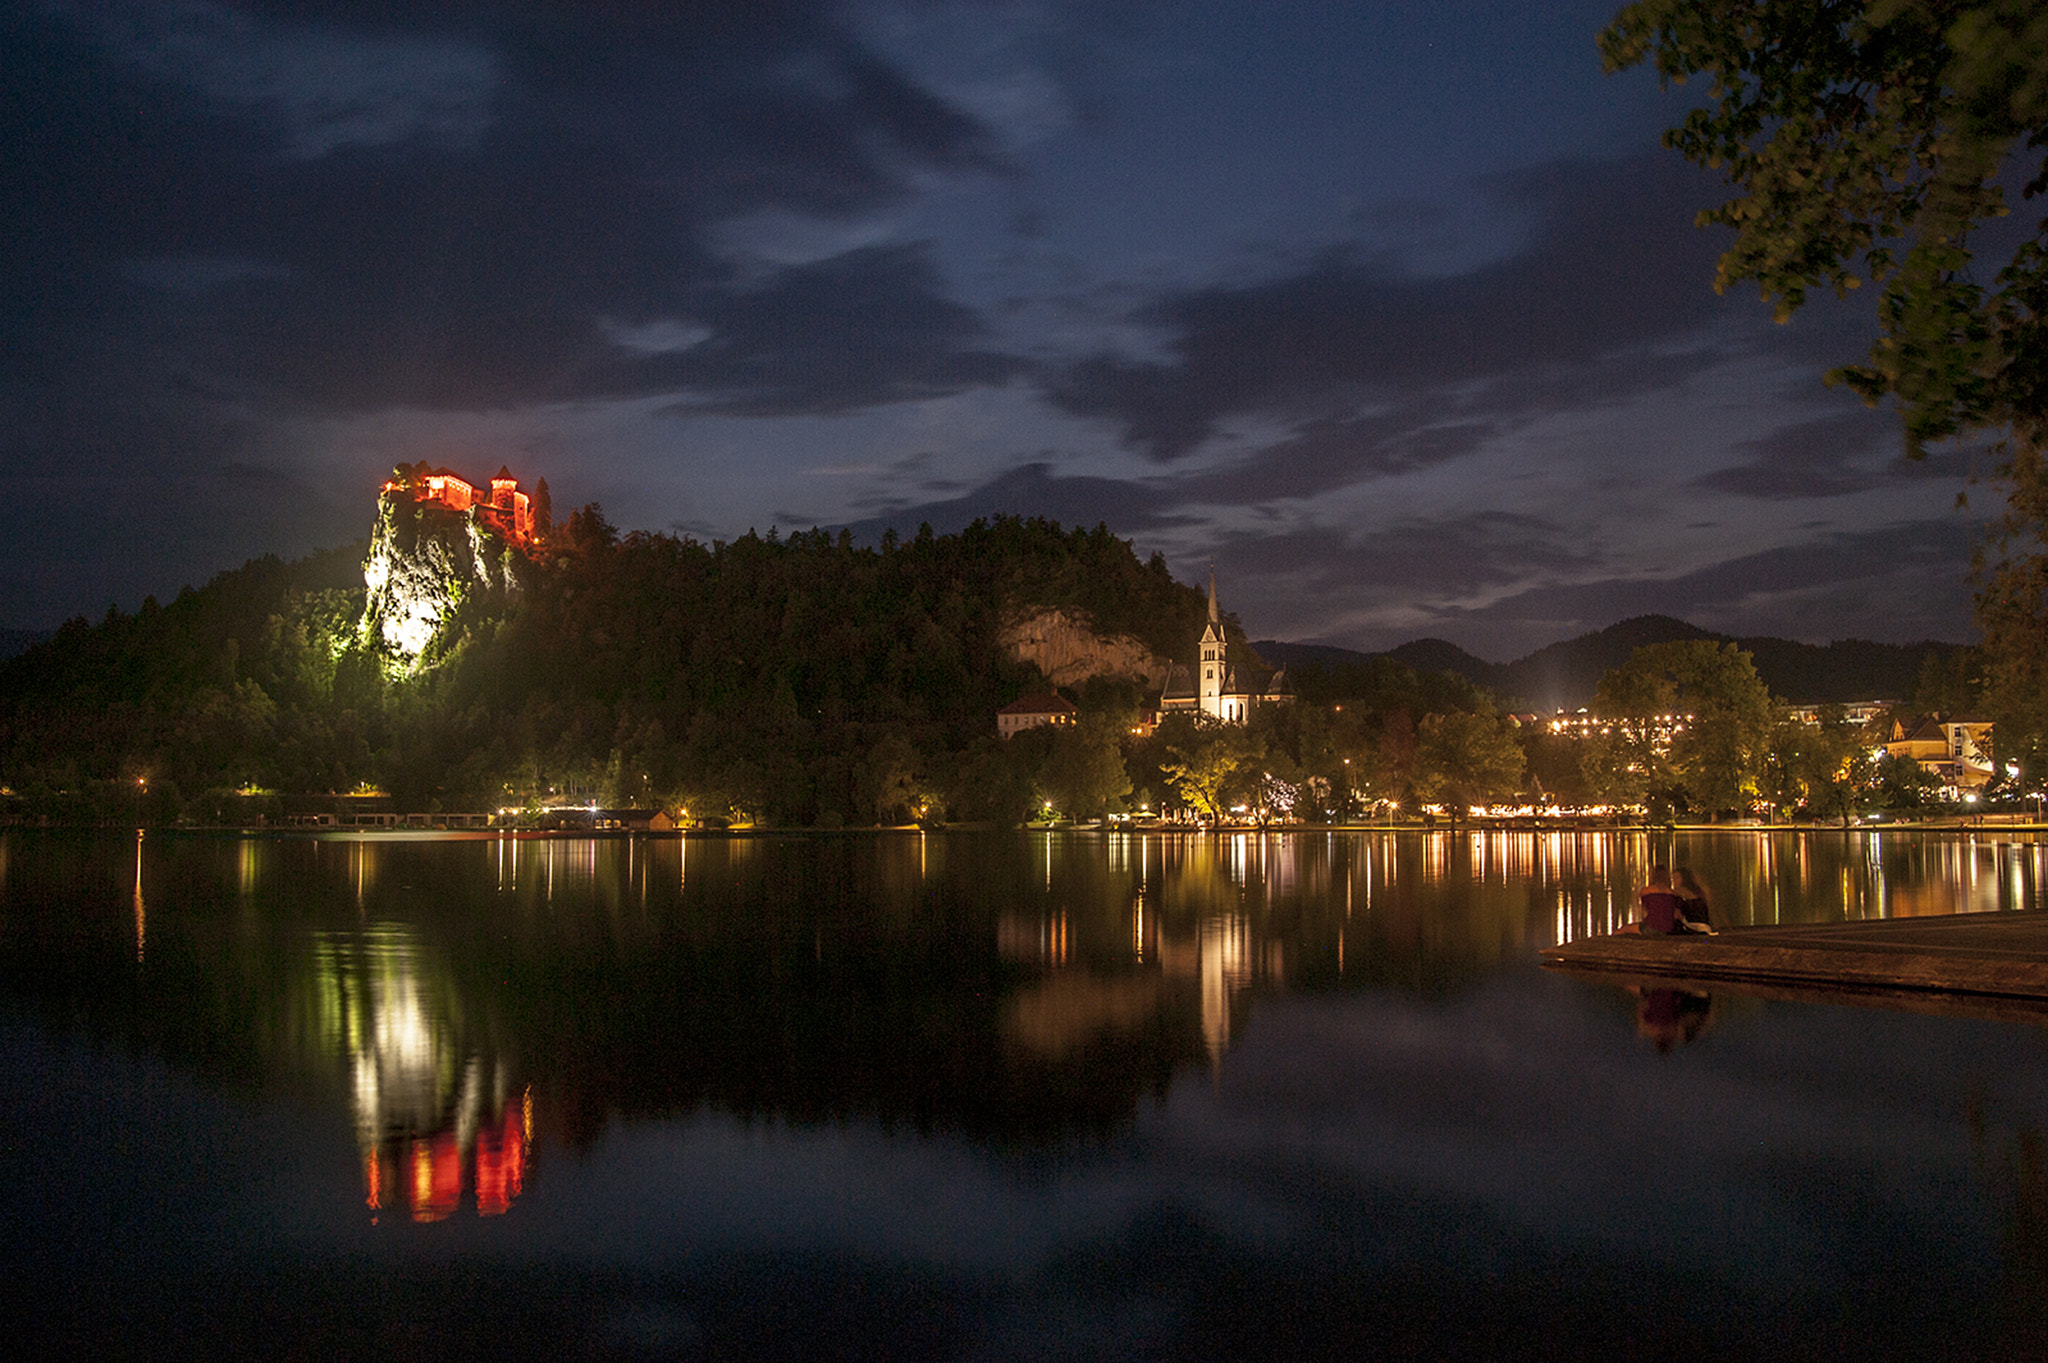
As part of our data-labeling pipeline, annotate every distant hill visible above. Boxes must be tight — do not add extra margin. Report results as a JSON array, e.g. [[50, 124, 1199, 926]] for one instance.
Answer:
[[1258, 614, 1959, 710]]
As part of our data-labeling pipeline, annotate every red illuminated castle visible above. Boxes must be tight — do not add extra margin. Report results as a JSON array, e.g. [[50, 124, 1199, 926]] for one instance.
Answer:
[[382, 463, 550, 546]]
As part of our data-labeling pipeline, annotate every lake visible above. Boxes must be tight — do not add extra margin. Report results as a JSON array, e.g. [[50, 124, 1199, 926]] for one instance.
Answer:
[[4, 826, 2047, 1359]]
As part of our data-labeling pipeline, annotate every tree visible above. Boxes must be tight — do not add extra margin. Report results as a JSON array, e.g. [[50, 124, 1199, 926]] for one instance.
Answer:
[[1035, 714, 1133, 819], [1588, 641, 1776, 816], [1411, 708, 1528, 818], [1602, 0, 2048, 778], [1874, 747, 1945, 808], [1157, 713, 1265, 821], [1602, 1, 2048, 449], [1762, 703, 1875, 821]]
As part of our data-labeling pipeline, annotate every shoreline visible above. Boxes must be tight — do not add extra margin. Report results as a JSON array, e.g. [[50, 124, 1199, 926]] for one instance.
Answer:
[[3, 816, 2045, 838]]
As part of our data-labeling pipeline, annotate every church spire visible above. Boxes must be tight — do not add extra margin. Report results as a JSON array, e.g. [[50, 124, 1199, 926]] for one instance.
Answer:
[[1208, 562, 1218, 623]]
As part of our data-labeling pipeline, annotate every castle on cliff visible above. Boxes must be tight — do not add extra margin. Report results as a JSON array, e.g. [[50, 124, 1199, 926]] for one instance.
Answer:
[[383, 463, 550, 546]]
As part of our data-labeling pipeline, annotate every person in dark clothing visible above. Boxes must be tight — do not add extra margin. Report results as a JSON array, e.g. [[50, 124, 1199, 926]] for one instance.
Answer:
[[1674, 867, 1711, 928]]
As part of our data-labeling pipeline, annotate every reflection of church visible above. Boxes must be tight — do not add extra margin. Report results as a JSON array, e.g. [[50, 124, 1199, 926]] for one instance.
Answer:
[[1158, 571, 1293, 723], [996, 835, 1283, 1069]]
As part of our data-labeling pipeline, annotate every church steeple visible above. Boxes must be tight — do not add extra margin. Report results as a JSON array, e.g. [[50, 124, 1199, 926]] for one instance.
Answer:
[[1199, 561, 1226, 719]]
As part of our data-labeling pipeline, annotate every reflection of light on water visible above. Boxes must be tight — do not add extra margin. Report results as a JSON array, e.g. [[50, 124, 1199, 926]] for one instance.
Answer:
[[314, 924, 530, 1223], [237, 837, 262, 897], [998, 910, 1068, 966], [1199, 914, 1252, 1068], [133, 829, 145, 963]]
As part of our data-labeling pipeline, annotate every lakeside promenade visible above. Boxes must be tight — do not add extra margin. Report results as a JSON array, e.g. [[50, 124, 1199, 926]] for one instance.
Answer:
[[1542, 911, 2048, 1021]]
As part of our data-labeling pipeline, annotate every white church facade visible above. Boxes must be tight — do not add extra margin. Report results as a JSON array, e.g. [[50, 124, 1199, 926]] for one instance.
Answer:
[[1157, 572, 1293, 723]]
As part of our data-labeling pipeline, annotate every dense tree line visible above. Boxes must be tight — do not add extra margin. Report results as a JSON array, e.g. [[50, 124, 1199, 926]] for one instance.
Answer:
[[0, 508, 2005, 827], [0, 516, 1216, 826]]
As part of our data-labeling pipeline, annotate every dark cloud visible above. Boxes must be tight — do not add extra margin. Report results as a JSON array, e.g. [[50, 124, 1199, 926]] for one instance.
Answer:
[[1439, 519, 1980, 654], [0, 463, 360, 623], [834, 462, 1178, 540], [1, 0, 1009, 425], [1693, 411, 1903, 500], [1046, 153, 1738, 460], [655, 245, 1024, 416]]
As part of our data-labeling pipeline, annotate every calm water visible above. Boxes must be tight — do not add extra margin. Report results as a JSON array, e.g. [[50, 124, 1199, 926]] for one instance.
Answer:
[[5, 827, 2048, 1359]]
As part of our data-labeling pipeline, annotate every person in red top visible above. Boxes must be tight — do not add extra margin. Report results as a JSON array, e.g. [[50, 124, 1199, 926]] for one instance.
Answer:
[[1637, 863, 1686, 934]]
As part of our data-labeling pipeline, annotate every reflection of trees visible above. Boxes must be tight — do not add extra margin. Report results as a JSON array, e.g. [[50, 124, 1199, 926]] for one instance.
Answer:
[[28, 826, 2040, 1164]]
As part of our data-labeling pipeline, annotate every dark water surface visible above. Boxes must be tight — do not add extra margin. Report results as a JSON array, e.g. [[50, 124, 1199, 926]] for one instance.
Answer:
[[5, 827, 2048, 1359]]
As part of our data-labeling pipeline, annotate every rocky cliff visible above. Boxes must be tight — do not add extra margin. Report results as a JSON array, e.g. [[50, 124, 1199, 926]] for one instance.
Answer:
[[1000, 608, 1169, 689], [361, 493, 530, 663]]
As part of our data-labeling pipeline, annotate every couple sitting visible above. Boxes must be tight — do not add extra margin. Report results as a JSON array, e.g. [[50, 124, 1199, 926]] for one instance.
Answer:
[[1630, 864, 1716, 936]]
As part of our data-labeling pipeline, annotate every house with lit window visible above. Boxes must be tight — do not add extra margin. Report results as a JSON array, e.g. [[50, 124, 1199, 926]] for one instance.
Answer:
[[998, 692, 1079, 738], [1884, 713, 1995, 792]]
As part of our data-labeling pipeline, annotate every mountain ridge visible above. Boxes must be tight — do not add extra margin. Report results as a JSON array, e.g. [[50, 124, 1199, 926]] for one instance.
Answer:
[[1257, 614, 1964, 710]]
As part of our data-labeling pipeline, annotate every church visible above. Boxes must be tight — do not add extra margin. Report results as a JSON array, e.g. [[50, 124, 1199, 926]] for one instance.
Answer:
[[1157, 572, 1293, 723]]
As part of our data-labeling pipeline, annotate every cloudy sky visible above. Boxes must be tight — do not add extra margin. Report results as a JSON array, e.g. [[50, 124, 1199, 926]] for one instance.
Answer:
[[0, 0, 1994, 659]]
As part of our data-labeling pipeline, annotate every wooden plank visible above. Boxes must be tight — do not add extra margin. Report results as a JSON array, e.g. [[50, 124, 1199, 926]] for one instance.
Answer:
[[1539, 910, 2048, 1003]]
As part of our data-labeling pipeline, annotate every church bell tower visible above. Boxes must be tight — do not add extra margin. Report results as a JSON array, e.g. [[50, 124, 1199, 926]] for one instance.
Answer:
[[1199, 566, 1226, 719]]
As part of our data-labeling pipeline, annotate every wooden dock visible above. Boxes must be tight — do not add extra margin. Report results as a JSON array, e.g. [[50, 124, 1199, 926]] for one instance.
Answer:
[[1540, 910, 2048, 1022]]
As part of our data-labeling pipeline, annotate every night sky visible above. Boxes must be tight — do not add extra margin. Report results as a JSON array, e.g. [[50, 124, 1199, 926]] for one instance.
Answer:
[[2, 1, 1992, 658]]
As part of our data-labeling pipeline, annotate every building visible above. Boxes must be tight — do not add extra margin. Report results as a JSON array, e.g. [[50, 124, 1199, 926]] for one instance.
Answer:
[[1158, 571, 1292, 723], [383, 463, 549, 546], [1782, 700, 1895, 728], [998, 692, 1079, 738], [1884, 713, 1995, 792]]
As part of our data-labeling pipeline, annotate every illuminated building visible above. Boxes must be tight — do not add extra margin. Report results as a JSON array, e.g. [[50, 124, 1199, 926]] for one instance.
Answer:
[[1158, 570, 1293, 724], [996, 692, 1079, 738], [1884, 712, 1996, 793], [381, 463, 549, 546]]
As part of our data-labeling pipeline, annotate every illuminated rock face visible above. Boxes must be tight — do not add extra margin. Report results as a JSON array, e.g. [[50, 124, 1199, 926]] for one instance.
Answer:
[[361, 490, 530, 662], [999, 608, 1167, 688]]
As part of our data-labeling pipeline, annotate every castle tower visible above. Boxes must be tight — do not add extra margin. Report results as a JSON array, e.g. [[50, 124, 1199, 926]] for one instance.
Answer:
[[1199, 566, 1226, 720]]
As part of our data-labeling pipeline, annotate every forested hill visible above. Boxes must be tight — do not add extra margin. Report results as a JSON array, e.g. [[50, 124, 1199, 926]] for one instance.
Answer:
[[0, 516, 1214, 824], [1257, 615, 1965, 710]]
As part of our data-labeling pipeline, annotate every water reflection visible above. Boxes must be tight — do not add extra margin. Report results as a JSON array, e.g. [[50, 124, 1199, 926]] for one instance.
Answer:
[[312, 922, 531, 1222], [4, 825, 2047, 1218], [132, 828, 145, 963], [1632, 986, 1715, 1053]]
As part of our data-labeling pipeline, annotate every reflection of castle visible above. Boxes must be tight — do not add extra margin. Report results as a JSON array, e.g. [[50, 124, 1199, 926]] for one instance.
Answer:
[[1159, 571, 1292, 723], [365, 1093, 530, 1222], [382, 462, 550, 546], [315, 925, 533, 1222]]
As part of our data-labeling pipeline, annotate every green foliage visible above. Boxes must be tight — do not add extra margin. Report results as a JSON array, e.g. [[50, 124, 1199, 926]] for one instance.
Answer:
[[1602, 0, 2048, 448], [1873, 748, 1945, 809], [1761, 703, 1876, 821], [0, 515, 1208, 826], [1586, 641, 1777, 815], [1154, 712, 1266, 820], [1604, 0, 2048, 783], [1033, 714, 1134, 820], [1412, 707, 1528, 817]]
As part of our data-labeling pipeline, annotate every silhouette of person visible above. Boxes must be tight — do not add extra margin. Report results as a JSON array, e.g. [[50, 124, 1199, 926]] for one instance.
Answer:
[[1674, 866, 1712, 929]]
